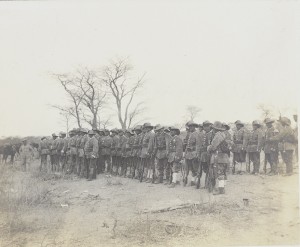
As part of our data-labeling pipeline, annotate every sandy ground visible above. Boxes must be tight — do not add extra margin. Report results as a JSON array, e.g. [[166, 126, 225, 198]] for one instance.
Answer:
[[0, 159, 299, 247]]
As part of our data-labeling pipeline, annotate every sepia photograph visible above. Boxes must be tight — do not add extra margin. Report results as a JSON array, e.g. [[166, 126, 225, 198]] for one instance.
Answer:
[[0, 1, 299, 246]]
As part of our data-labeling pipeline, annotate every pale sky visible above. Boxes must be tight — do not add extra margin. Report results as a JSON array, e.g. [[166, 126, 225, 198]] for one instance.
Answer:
[[0, 0, 299, 137]]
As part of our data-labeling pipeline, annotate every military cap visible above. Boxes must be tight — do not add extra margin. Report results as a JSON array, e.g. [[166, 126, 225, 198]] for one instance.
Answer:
[[279, 117, 291, 126], [99, 129, 105, 133], [88, 130, 95, 135], [133, 125, 142, 131], [118, 129, 125, 133], [264, 118, 274, 124], [143, 123, 154, 129], [222, 122, 230, 130], [71, 128, 78, 133], [104, 129, 110, 133], [126, 129, 134, 135], [186, 121, 198, 127], [252, 120, 262, 126], [169, 126, 181, 134], [163, 126, 170, 132], [59, 131, 66, 136], [198, 123, 203, 128], [110, 128, 118, 133], [203, 120, 212, 126], [82, 128, 89, 134], [154, 124, 164, 131], [52, 133, 58, 137], [22, 138, 27, 142], [212, 121, 225, 131], [41, 137, 46, 140], [235, 120, 244, 126]]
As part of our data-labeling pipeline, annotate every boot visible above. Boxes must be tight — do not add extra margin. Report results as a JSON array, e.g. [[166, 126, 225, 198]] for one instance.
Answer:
[[88, 167, 94, 181], [168, 173, 177, 188]]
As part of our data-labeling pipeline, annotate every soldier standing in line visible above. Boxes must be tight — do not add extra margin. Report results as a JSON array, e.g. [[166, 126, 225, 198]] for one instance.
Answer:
[[49, 133, 59, 172], [183, 121, 191, 151], [116, 129, 126, 176], [67, 128, 77, 174], [270, 117, 296, 176], [99, 129, 112, 173], [198, 121, 213, 186], [245, 120, 264, 175], [125, 129, 135, 177], [39, 137, 49, 172], [74, 129, 83, 175], [207, 121, 230, 195], [232, 120, 248, 174], [184, 121, 200, 186], [167, 126, 183, 188], [163, 126, 172, 184], [19, 139, 34, 172], [97, 129, 106, 174], [77, 129, 88, 177], [84, 130, 99, 181], [153, 124, 168, 184], [263, 118, 279, 175], [140, 123, 155, 183], [57, 132, 66, 172], [131, 125, 142, 178], [111, 129, 120, 175]]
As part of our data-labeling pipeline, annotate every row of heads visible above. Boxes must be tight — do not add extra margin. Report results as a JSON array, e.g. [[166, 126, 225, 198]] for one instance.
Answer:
[[47, 116, 294, 139]]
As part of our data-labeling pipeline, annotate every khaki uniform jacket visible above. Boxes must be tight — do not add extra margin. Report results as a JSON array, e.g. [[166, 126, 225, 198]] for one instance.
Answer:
[[168, 135, 183, 163], [39, 139, 49, 155], [154, 132, 168, 160], [84, 136, 98, 158], [264, 126, 278, 153], [68, 136, 77, 156], [245, 128, 264, 153], [185, 131, 200, 160], [208, 131, 229, 164], [100, 136, 112, 156], [50, 138, 59, 155], [232, 127, 247, 153], [131, 134, 140, 157], [111, 135, 120, 156], [270, 126, 295, 151], [140, 131, 155, 159]]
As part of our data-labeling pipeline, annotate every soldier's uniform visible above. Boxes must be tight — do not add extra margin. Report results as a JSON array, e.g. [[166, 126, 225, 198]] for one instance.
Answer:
[[118, 130, 128, 176], [67, 129, 78, 174], [96, 130, 105, 174], [57, 132, 67, 172], [168, 127, 183, 188], [263, 118, 279, 175], [207, 121, 230, 195], [184, 121, 200, 186], [49, 133, 59, 172], [139, 123, 155, 182], [163, 127, 172, 183], [39, 137, 49, 172], [99, 130, 112, 173], [232, 120, 248, 173], [111, 129, 120, 175], [124, 130, 135, 177], [19, 139, 34, 171], [84, 130, 99, 180], [270, 117, 296, 175], [131, 126, 142, 178], [245, 121, 264, 174], [198, 121, 213, 175], [153, 125, 168, 183], [78, 129, 88, 178]]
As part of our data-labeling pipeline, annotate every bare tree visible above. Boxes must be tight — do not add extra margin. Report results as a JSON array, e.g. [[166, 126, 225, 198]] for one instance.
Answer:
[[186, 105, 201, 122], [59, 111, 71, 135], [101, 58, 145, 129], [52, 74, 85, 128], [76, 68, 106, 128]]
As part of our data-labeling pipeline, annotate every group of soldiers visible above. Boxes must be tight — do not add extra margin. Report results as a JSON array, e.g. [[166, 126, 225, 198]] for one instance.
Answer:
[[37, 115, 298, 195]]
